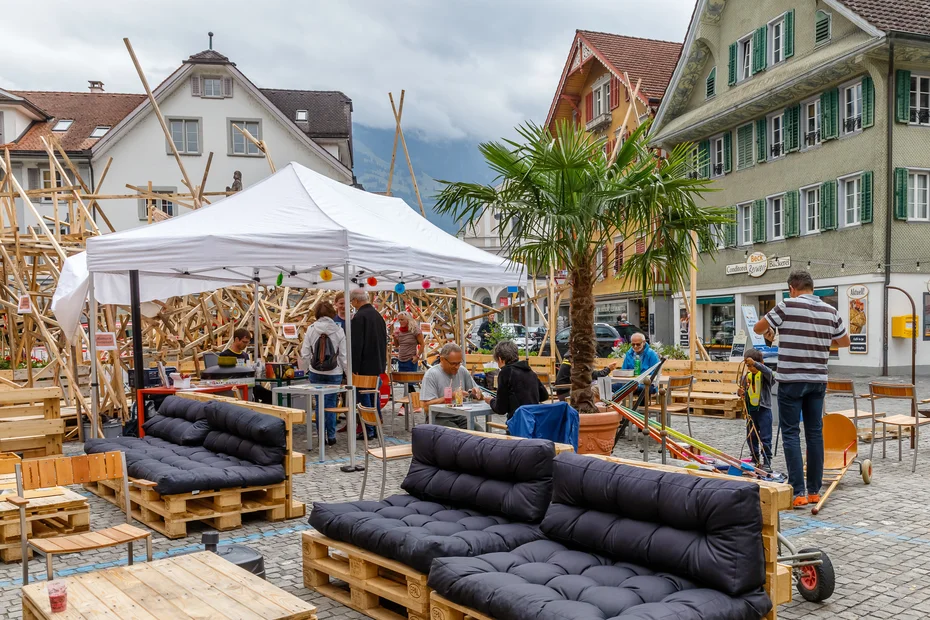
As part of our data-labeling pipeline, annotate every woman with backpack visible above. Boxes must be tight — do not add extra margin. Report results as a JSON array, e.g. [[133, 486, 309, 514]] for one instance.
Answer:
[[300, 300, 348, 446]]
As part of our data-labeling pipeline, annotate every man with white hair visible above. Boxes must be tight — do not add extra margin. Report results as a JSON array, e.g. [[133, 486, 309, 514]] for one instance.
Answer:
[[350, 289, 387, 439], [421, 343, 483, 430]]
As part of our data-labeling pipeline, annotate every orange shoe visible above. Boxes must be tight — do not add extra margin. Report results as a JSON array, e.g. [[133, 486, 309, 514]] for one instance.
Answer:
[[807, 493, 821, 505], [793, 495, 810, 509]]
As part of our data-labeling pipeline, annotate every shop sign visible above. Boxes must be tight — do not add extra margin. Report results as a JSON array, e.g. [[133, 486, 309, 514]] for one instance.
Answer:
[[847, 285, 868, 354], [281, 324, 298, 340], [746, 252, 768, 278], [94, 332, 118, 351], [725, 254, 791, 276]]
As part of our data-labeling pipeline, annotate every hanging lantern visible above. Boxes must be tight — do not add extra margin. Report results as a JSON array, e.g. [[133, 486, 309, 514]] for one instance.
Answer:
[[276, 272, 284, 286], [367, 276, 378, 287], [421, 280, 431, 290], [394, 282, 406, 294], [319, 268, 333, 282]]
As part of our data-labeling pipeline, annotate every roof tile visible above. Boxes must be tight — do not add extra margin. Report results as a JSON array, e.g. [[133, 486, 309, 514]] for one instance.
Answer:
[[260, 89, 352, 138], [577, 30, 683, 99], [837, 0, 930, 37]]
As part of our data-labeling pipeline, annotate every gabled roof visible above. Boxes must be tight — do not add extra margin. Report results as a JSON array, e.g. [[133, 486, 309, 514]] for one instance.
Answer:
[[3, 91, 145, 152], [260, 89, 351, 138], [835, 0, 930, 37], [182, 49, 234, 65]]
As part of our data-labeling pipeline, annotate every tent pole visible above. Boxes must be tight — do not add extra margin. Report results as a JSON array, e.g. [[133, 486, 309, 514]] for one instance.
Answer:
[[252, 272, 261, 367], [341, 262, 359, 473], [524, 287, 530, 361], [88, 273, 99, 440], [129, 270, 145, 423], [456, 281, 465, 363]]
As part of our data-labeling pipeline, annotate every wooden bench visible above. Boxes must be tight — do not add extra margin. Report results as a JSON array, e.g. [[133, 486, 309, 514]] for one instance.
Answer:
[[0, 387, 64, 458], [84, 393, 306, 538], [664, 360, 744, 419]]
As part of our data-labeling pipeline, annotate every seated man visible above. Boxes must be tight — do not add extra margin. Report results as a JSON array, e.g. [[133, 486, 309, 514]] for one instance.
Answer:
[[618, 332, 660, 399], [220, 328, 272, 404], [554, 355, 616, 400], [421, 343, 484, 430]]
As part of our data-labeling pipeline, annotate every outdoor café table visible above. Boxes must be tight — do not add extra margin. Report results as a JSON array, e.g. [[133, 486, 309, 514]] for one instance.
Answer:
[[136, 384, 252, 438], [272, 383, 349, 461], [20, 550, 318, 619], [429, 401, 493, 430], [263, 374, 310, 407]]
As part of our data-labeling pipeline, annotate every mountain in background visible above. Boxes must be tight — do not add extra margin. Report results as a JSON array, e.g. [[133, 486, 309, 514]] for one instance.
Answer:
[[352, 124, 497, 234]]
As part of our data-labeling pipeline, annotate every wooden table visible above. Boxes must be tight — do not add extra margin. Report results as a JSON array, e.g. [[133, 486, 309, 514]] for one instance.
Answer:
[[0, 477, 89, 562], [22, 551, 317, 619]]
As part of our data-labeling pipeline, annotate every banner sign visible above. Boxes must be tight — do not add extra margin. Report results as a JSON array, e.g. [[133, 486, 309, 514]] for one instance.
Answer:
[[847, 285, 868, 354], [94, 332, 118, 351], [282, 324, 298, 340]]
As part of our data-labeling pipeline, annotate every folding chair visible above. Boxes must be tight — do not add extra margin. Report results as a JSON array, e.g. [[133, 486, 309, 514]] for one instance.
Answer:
[[358, 402, 413, 501], [869, 382, 929, 473], [664, 374, 694, 436], [825, 379, 881, 426], [11, 451, 152, 584]]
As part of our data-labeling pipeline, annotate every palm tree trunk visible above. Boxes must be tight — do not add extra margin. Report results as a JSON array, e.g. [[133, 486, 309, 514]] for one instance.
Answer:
[[569, 257, 597, 412]]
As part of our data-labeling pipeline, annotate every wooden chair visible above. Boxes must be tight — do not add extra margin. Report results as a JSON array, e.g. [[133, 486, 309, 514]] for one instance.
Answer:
[[664, 375, 694, 436], [389, 370, 425, 432], [825, 379, 880, 426], [358, 402, 413, 501], [10, 451, 152, 584], [869, 383, 929, 473]]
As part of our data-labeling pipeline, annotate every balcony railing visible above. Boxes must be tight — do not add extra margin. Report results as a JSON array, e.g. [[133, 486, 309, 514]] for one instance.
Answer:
[[712, 163, 724, 175], [910, 109, 930, 124], [770, 143, 783, 158], [804, 130, 821, 146], [585, 112, 612, 132], [843, 115, 862, 133]]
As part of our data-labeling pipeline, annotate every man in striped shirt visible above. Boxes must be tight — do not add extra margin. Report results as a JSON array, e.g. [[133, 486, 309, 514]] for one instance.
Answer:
[[754, 270, 850, 509]]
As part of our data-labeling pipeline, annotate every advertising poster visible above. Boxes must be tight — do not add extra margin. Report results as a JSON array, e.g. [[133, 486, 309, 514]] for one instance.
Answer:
[[94, 332, 118, 351], [17, 295, 32, 314], [679, 307, 689, 349], [282, 324, 298, 340], [924, 293, 930, 341], [847, 285, 868, 354]]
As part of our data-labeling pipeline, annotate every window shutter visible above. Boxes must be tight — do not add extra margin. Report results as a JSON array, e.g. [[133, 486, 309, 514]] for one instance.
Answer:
[[610, 76, 620, 109], [821, 89, 839, 139], [894, 168, 909, 219], [706, 68, 716, 99], [785, 190, 800, 237], [752, 26, 767, 74], [614, 242, 623, 272], [756, 118, 767, 163], [862, 76, 875, 128], [27, 167, 39, 191], [601, 245, 609, 278], [753, 199, 766, 244], [222, 77, 234, 98], [191, 76, 202, 97], [785, 9, 795, 59], [785, 104, 800, 151], [727, 206, 738, 247], [723, 131, 732, 173], [699, 139, 710, 178], [896, 70, 911, 123], [728, 43, 738, 86], [821, 180, 837, 230], [585, 92, 594, 120], [861, 171, 873, 223], [815, 11, 831, 45]]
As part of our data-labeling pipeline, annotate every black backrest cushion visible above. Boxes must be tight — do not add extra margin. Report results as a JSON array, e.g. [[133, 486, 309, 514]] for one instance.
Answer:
[[541, 453, 765, 597], [202, 401, 286, 466], [142, 397, 210, 446], [401, 424, 554, 523]]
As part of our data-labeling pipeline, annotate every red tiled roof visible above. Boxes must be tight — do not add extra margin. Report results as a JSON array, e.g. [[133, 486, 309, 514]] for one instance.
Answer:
[[836, 0, 930, 37], [5, 91, 145, 152], [577, 30, 683, 100]]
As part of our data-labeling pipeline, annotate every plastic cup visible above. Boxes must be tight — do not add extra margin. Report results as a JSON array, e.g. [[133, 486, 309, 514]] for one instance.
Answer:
[[443, 387, 452, 404], [47, 580, 67, 613]]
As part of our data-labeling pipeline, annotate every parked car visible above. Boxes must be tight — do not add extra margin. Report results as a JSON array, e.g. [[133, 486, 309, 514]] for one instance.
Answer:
[[499, 323, 529, 349], [539, 323, 621, 358], [528, 326, 548, 351]]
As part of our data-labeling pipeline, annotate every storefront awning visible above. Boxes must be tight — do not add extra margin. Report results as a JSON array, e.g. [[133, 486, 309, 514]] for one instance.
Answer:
[[781, 288, 836, 299], [697, 295, 735, 305]]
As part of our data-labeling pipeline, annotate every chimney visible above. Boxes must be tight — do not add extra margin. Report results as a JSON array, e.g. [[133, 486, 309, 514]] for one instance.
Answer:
[[88, 80, 104, 93]]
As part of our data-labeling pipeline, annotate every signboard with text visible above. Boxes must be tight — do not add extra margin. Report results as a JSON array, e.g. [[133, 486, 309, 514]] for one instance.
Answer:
[[741, 306, 767, 347], [282, 324, 298, 340], [847, 285, 868, 354], [726, 253, 791, 276], [94, 332, 118, 351]]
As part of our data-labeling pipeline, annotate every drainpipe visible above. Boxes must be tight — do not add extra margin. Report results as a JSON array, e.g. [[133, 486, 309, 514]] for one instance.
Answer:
[[90, 162, 96, 224], [882, 39, 895, 376]]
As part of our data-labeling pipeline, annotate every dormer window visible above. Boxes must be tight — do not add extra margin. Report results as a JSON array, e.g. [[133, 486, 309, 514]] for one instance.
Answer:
[[296, 110, 308, 121], [52, 120, 73, 132], [90, 126, 110, 138]]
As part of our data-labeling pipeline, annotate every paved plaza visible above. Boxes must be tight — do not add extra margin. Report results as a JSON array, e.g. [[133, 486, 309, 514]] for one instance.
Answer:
[[1, 374, 928, 619]]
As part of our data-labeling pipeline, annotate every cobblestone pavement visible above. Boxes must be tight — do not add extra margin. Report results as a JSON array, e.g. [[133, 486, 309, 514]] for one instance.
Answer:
[[1, 374, 928, 619]]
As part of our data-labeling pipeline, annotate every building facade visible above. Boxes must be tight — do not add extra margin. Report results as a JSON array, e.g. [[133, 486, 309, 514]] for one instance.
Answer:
[[1, 48, 354, 233], [651, 0, 930, 373]]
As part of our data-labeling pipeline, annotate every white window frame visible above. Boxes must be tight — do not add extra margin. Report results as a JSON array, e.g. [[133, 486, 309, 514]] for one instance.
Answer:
[[166, 117, 202, 155], [711, 135, 725, 178], [802, 96, 821, 150], [137, 186, 177, 220], [738, 34, 753, 82], [736, 123, 754, 171], [907, 168, 930, 222], [202, 76, 223, 99], [909, 74, 930, 126], [769, 15, 786, 66], [228, 118, 262, 156], [295, 109, 309, 122], [52, 119, 73, 132], [712, 224, 726, 249], [738, 202, 753, 246], [800, 184, 821, 235], [768, 112, 785, 160], [840, 79, 863, 136], [768, 193, 785, 241], [89, 126, 110, 138], [839, 172, 863, 227]]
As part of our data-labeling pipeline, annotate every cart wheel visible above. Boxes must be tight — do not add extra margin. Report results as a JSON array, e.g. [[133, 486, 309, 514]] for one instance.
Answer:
[[796, 548, 835, 602], [861, 459, 872, 484]]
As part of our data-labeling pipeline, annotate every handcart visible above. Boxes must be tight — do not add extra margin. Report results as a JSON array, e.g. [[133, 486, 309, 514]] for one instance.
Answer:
[[810, 413, 872, 515]]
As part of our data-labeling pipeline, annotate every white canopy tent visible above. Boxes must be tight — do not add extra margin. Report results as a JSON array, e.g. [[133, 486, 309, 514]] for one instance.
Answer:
[[52, 161, 524, 468]]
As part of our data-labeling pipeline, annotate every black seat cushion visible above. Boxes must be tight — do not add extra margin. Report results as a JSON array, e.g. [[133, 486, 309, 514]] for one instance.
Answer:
[[310, 494, 546, 574], [142, 396, 210, 446], [84, 436, 285, 495], [428, 539, 772, 620], [400, 424, 555, 523], [541, 453, 766, 597], [202, 401, 286, 466]]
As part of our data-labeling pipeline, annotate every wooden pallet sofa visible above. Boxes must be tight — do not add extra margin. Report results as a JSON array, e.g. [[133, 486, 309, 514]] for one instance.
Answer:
[[83, 392, 305, 538], [665, 359, 745, 419], [304, 424, 557, 619]]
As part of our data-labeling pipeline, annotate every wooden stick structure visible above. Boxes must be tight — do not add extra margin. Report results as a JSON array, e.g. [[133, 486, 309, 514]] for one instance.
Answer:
[[387, 91, 426, 217]]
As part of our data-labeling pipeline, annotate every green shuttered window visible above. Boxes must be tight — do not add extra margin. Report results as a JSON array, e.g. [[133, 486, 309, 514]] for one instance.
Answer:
[[862, 76, 874, 127], [784, 9, 795, 58], [699, 139, 710, 178], [756, 118, 767, 163], [726, 206, 738, 247], [861, 171, 873, 223], [723, 132, 732, 174], [784, 104, 800, 151], [896, 70, 911, 123], [706, 68, 716, 99], [894, 168, 909, 219], [752, 27, 767, 74], [785, 190, 800, 237], [821, 88, 839, 139], [752, 199, 766, 243], [821, 180, 838, 230], [737, 124, 754, 170], [728, 43, 738, 86]]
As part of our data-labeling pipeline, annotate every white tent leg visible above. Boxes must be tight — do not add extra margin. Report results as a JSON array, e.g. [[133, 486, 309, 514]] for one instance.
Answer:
[[456, 281, 465, 363], [88, 274, 99, 440], [253, 273, 261, 367], [341, 262, 359, 473]]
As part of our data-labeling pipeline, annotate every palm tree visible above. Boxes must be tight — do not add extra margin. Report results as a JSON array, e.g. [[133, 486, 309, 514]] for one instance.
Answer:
[[435, 120, 727, 412]]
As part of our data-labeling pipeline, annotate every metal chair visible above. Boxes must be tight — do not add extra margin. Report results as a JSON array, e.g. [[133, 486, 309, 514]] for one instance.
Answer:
[[358, 400, 413, 501], [389, 370, 425, 433], [825, 379, 881, 426], [664, 374, 694, 436], [11, 451, 152, 584], [869, 382, 929, 473], [202, 351, 218, 368]]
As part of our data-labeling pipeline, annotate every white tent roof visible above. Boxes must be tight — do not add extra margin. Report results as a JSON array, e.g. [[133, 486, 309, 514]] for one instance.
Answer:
[[52, 161, 523, 341]]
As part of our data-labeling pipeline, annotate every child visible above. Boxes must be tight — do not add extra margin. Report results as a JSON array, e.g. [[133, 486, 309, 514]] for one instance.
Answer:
[[741, 349, 774, 472]]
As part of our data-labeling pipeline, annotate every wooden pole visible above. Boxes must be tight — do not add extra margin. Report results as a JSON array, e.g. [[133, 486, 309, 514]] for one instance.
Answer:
[[389, 90, 427, 217], [548, 265, 557, 359], [386, 91, 405, 197], [689, 231, 698, 371]]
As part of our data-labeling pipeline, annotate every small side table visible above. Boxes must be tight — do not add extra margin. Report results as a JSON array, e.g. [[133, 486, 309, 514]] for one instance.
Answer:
[[429, 402, 493, 430], [262, 375, 310, 407], [273, 384, 349, 462]]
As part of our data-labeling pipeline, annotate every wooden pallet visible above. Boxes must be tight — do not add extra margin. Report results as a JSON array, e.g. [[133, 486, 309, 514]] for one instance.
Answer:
[[85, 477, 301, 539], [0, 486, 89, 562], [0, 387, 65, 457], [430, 594, 492, 620], [302, 530, 430, 620]]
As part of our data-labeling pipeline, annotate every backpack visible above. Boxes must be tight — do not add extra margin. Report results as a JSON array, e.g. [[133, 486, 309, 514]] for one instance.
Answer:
[[312, 331, 339, 372]]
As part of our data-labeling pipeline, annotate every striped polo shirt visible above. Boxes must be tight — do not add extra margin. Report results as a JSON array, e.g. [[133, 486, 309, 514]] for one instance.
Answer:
[[764, 294, 846, 383]]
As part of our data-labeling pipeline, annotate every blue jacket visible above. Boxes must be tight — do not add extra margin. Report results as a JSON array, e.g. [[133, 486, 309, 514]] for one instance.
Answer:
[[621, 343, 661, 373], [507, 402, 579, 451]]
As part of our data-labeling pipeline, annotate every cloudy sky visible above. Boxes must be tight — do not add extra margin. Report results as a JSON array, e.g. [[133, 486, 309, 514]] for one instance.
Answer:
[[0, 0, 694, 141]]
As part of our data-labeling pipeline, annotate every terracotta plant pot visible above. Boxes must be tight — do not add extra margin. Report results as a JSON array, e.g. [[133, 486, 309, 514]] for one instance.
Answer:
[[577, 411, 621, 455]]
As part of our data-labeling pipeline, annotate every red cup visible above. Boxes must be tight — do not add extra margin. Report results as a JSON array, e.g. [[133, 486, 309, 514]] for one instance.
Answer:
[[443, 386, 452, 404], [48, 580, 67, 613]]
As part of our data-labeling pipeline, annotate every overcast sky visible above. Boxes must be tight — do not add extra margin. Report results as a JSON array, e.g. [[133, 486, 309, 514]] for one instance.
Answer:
[[0, 0, 693, 141]]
